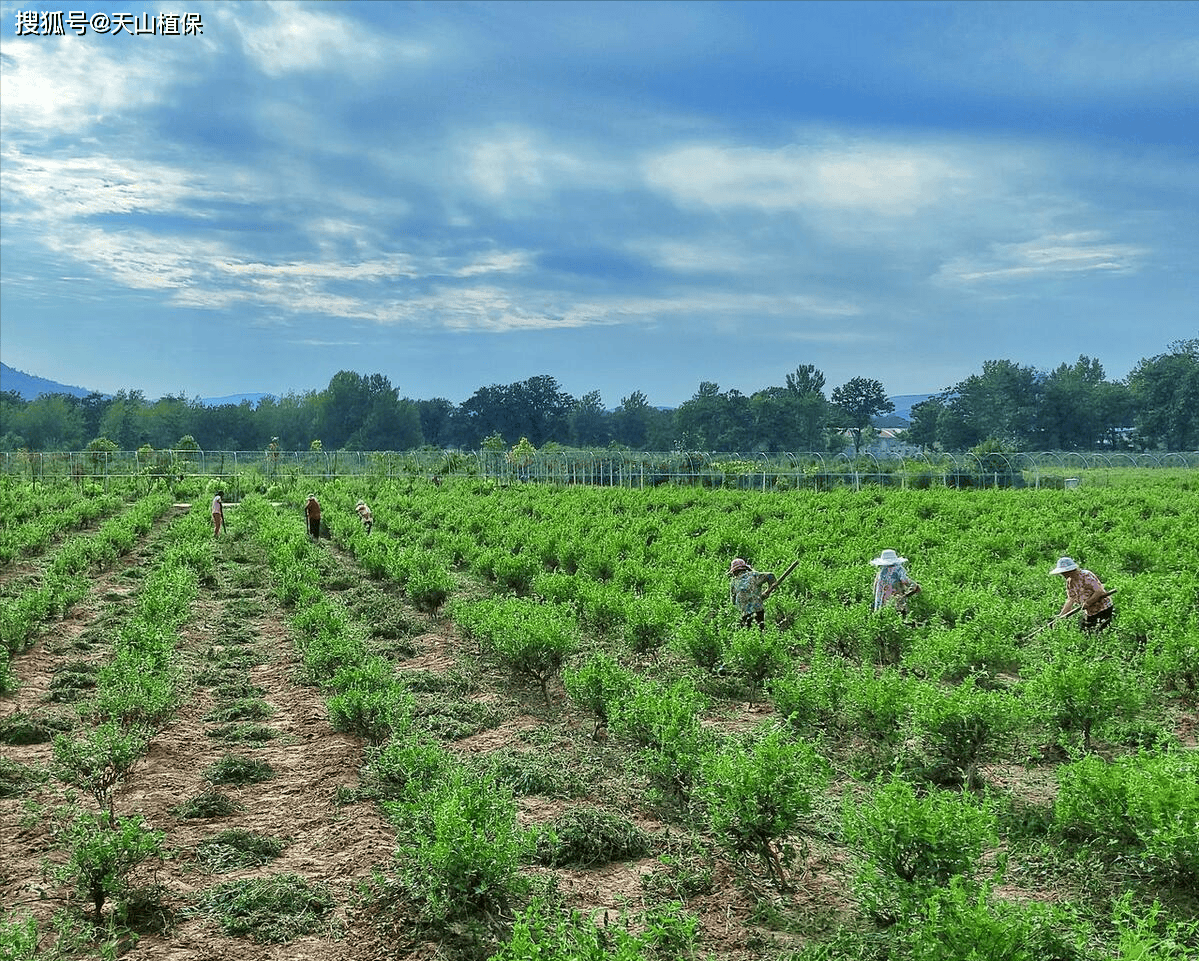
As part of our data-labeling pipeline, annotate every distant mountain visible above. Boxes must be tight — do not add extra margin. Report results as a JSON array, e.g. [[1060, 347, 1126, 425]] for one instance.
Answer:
[[0, 362, 98, 400], [886, 393, 935, 423], [200, 393, 277, 407]]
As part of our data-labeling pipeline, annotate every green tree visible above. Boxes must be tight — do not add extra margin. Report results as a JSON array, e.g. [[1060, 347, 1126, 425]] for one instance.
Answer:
[[16, 393, 85, 450], [946, 360, 1042, 450], [1128, 338, 1199, 451], [98, 390, 147, 450], [568, 390, 611, 447], [612, 390, 653, 448], [831, 377, 895, 455], [1039, 356, 1109, 450]]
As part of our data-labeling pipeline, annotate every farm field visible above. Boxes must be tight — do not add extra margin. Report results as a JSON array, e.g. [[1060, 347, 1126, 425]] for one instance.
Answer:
[[2, 475, 1197, 961]]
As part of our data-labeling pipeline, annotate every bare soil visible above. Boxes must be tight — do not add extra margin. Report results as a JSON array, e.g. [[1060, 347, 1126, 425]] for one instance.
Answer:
[[2, 510, 847, 961]]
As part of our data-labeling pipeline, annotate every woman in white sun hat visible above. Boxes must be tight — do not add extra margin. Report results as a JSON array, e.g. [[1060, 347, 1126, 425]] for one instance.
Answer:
[[870, 548, 921, 613], [1049, 556, 1113, 632]]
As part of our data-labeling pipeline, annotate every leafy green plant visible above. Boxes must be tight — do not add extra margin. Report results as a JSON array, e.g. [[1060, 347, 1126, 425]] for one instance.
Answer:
[[362, 735, 452, 802], [563, 650, 636, 735], [394, 767, 532, 924], [843, 774, 999, 922], [0, 757, 49, 799], [488, 896, 700, 961], [768, 653, 852, 733], [1054, 750, 1199, 886], [697, 724, 829, 890], [0, 709, 74, 745], [903, 678, 1022, 789], [204, 698, 273, 723], [58, 811, 164, 923], [1024, 642, 1143, 753], [892, 877, 1090, 961], [52, 721, 150, 825], [723, 625, 790, 698]]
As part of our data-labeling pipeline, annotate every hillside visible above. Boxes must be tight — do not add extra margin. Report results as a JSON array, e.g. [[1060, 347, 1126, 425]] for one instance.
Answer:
[[0, 362, 95, 400]]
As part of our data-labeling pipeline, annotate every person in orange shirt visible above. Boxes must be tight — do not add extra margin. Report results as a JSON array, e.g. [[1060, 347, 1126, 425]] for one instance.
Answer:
[[304, 494, 322, 540]]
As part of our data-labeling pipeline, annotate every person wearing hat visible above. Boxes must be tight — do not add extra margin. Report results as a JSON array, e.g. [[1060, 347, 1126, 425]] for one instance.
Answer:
[[870, 549, 921, 613], [304, 493, 322, 540], [355, 499, 374, 535], [1049, 557, 1113, 632], [728, 557, 777, 631]]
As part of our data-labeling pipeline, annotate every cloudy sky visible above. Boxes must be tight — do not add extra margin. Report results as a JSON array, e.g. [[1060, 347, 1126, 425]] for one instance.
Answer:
[[1, 0, 1196, 408]]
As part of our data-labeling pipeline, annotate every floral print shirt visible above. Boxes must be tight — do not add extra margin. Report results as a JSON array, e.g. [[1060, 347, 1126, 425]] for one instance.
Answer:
[[873, 564, 917, 612], [1066, 570, 1112, 613], [729, 570, 777, 616]]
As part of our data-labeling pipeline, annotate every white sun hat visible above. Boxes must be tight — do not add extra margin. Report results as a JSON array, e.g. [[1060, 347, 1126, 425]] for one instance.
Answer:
[[870, 549, 907, 567], [1049, 556, 1079, 575]]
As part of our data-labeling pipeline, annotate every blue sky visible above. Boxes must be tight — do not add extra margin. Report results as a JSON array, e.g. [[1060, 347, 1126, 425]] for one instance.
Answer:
[[1, 0, 1196, 408]]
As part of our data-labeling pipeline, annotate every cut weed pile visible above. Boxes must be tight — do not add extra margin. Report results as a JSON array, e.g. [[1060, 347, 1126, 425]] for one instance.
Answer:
[[194, 829, 288, 873], [191, 873, 335, 943]]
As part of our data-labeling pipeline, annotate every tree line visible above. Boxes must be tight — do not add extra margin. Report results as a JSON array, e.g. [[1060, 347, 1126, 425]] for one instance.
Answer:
[[1, 338, 1195, 454]]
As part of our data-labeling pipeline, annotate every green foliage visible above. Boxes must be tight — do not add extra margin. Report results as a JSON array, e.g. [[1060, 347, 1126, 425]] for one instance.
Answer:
[[891, 878, 1091, 961], [1054, 750, 1199, 886], [843, 775, 999, 922], [52, 721, 150, 825], [768, 654, 852, 733], [393, 767, 532, 923], [58, 811, 164, 922], [455, 597, 578, 704], [723, 625, 791, 696], [326, 681, 414, 744], [0, 756, 49, 799], [488, 898, 700, 961], [904, 678, 1022, 788], [192, 873, 335, 944], [363, 735, 452, 802], [1023, 641, 1143, 753], [697, 724, 830, 890], [471, 747, 588, 800], [563, 650, 636, 729], [0, 913, 40, 961], [0, 708, 74, 745], [607, 675, 713, 804], [1110, 893, 1199, 961]]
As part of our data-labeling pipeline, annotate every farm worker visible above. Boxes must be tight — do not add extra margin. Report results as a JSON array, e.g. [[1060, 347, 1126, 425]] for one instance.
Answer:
[[355, 500, 373, 535], [304, 494, 322, 540], [1049, 557, 1113, 632], [211, 490, 225, 538], [870, 549, 921, 613], [728, 557, 777, 631]]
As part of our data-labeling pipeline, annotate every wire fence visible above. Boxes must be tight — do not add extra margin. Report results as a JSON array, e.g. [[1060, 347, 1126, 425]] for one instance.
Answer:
[[3, 448, 1197, 492]]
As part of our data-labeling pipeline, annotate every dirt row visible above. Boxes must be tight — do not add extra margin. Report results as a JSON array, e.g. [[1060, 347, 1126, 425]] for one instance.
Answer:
[[2, 506, 807, 960]]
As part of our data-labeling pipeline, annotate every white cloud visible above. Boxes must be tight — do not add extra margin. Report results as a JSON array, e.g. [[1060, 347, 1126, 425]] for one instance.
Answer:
[[0, 35, 169, 136], [643, 139, 968, 217], [937, 232, 1147, 284], [222, 1, 430, 78]]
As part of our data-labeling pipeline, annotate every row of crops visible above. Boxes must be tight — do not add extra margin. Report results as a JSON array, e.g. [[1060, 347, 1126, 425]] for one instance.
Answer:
[[306, 476, 1198, 958], [3, 474, 1198, 959]]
